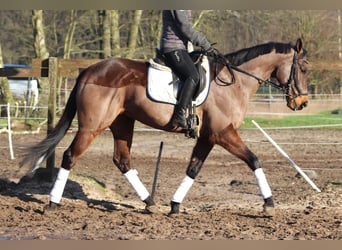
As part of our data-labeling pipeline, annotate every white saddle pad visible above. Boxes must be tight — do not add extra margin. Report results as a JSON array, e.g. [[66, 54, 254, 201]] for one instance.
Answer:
[[147, 56, 210, 107]]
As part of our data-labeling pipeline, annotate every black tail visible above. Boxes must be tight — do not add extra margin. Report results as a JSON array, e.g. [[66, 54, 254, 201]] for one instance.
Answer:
[[19, 78, 80, 173]]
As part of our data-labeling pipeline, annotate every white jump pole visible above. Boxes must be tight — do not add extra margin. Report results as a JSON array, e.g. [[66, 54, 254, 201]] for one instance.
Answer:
[[252, 120, 321, 192], [7, 103, 15, 160]]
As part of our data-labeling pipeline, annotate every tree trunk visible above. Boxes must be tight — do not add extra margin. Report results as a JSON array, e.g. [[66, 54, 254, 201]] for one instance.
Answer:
[[102, 10, 111, 58], [64, 10, 77, 59], [61, 10, 78, 106], [32, 9, 50, 110], [127, 10, 142, 58], [145, 10, 162, 59], [110, 10, 121, 56], [0, 42, 14, 105], [32, 10, 50, 59], [98, 10, 112, 59]]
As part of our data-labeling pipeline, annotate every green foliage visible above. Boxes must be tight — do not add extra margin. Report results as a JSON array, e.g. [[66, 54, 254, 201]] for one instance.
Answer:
[[243, 108, 342, 129]]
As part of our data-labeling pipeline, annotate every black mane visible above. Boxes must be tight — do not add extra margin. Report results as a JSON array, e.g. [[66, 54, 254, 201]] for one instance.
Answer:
[[225, 42, 293, 66]]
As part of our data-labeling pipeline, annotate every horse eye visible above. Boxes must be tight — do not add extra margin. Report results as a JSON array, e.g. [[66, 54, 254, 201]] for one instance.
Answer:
[[299, 63, 307, 73], [300, 68, 307, 73]]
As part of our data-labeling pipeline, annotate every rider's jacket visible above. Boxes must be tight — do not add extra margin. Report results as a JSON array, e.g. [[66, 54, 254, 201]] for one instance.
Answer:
[[160, 10, 211, 54]]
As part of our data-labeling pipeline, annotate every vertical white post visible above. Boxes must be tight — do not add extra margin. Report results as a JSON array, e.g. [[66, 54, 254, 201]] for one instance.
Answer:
[[7, 103, 14, 160]]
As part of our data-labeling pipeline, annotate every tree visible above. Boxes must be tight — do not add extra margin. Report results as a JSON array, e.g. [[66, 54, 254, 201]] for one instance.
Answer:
[[32, 10, 50, 59], [126, 10, 142, 58], [110, 10, 121, 56], [98, 10, 112, 59], [31, 10, 50, 106], [63, 10, 78, 59], [141, 10, 162, 59], [0, 10, 34, 64], [0, 41, 14, 105], [102, 10, 112, 58], [1, 10, 342, 95], [60, 10, 78, 106]]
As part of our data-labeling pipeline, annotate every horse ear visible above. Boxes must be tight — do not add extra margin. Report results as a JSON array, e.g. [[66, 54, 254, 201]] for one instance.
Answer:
[[295, 38, 303, 53]]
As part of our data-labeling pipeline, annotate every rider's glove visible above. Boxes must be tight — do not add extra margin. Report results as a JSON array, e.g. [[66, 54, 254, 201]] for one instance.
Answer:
[[205, 47, 218, 58]]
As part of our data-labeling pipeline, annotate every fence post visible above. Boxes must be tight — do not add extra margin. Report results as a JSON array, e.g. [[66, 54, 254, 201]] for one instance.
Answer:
[[7, 103, 14, 160], [46, 57, 58, 181]]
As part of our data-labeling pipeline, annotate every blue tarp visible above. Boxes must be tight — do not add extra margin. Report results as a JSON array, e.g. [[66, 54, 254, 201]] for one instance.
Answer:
[[4, 64, 32, 68]]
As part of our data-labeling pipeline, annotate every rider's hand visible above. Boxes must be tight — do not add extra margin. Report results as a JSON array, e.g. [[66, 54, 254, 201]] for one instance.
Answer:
[[205, 47, 217, 57]]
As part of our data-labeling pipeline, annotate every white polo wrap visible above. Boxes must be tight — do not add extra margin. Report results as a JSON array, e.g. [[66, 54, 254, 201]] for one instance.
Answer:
[[124, 169, 150, 201], [49, 167, 70, 204], [254, 168, 272, 199], [171, 175, 195, 203]]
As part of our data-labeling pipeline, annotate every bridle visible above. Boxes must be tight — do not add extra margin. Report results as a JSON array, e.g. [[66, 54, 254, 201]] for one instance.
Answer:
[[282, 50, 309, 102], [212, 49, 308, 102]]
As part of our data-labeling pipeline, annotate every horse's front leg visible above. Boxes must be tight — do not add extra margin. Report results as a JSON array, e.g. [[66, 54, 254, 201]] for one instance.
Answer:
[[110, 115, 157, 213], [217, 125, 275, 216], [169, 137, 214, 215]]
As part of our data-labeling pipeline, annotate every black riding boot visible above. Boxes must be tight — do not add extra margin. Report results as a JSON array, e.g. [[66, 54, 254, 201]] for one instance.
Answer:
[[171, 78, 198, 129]]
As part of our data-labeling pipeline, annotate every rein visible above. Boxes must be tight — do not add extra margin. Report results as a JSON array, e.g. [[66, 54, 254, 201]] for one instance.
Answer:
[[212, 54, 282, 90], [212, 54, 236, 86], [230, 64, 281, 89], [213, 50, 306, 98]]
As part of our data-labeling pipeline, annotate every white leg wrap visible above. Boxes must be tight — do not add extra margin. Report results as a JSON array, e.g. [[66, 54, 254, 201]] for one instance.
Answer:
[[49, 168, 70, 204], [171, 175, 194, 203], [124, 169, 150, 201], [254, 168, 272, 199]]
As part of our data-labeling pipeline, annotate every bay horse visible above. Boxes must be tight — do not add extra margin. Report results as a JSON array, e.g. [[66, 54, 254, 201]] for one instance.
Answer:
[[20, 38, 309, 216]]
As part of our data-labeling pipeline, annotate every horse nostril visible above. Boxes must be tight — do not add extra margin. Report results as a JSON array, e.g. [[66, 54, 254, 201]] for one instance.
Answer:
[[298, 101, 308, 110]]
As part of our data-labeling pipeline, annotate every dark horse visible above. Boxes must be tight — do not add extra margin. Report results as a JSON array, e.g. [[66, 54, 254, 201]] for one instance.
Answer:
[[20, 38, 309, 216]]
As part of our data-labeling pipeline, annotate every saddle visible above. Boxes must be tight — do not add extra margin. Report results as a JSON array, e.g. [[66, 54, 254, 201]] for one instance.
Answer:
[[147, 49, 211, 138]]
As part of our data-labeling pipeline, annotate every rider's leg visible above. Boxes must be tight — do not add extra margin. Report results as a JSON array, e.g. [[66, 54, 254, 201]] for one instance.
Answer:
[[171, 78, 198, 129], [164, 49, 199, 129]]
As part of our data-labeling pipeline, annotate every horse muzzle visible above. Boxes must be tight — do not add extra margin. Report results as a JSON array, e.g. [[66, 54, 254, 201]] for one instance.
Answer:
[[287, 95, 308, 111]]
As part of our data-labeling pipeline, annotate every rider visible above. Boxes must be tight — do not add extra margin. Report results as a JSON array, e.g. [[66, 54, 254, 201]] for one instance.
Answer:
[[160, 10, 216, 130]]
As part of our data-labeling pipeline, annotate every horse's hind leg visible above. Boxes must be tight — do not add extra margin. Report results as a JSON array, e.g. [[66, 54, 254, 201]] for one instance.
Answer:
[[216, 125, 275, 216], [47, 129, 98, 210], [110, 115, 157, 212]]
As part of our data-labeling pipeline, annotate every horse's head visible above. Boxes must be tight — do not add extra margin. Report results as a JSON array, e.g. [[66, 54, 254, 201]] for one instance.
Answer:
[[273, 38, 309, 111]]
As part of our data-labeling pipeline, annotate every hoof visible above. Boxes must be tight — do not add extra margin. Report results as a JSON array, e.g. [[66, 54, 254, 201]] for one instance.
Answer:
[[44, 201, 61, 212], [169, 201, 180, 215], [144, 205, 160, 214], [167, 211, 180, 218], [263, 204, 275, 217]]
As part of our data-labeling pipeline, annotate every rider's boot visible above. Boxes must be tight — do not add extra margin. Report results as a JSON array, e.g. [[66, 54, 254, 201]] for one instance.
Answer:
[[170, 78, 198, 130]]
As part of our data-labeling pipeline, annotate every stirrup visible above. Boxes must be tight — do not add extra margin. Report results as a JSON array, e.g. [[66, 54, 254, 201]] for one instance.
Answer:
[[185, 102, 199, 139]]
